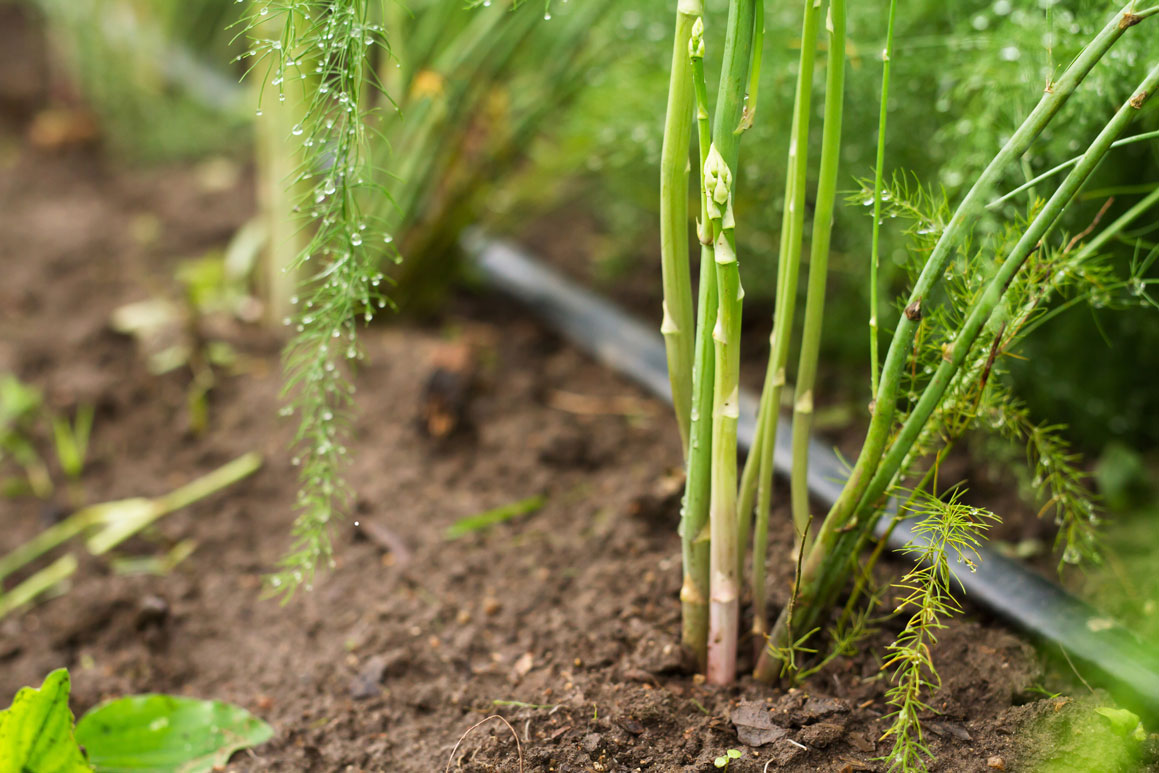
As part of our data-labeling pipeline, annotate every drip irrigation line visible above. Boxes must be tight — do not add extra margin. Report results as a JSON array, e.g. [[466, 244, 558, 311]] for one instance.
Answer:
[[465, 231, 1159, 720]]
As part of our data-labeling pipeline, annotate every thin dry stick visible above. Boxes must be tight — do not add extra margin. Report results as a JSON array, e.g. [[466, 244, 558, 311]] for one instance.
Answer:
[[444, 714, 525, 773]]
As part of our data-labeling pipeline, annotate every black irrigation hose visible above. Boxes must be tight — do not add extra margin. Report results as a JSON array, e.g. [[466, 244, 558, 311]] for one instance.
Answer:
[[466, 232, 1159, 720]]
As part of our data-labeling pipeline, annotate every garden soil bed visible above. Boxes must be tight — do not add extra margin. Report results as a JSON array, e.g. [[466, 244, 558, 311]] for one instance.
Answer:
[[1, 90, 1152, 773]]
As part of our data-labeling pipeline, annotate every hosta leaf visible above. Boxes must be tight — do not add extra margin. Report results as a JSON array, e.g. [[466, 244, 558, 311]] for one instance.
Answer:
[[75, 695, 273, 773]]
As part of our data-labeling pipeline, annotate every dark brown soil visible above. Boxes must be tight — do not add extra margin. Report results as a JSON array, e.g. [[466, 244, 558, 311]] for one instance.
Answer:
[[1, 29, 1151, 773]]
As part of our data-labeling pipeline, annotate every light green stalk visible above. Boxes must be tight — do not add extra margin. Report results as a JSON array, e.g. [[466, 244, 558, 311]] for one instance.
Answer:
[[703, 0, 755, 685], [254, 57, 308, 326], [660, 0, 701, 455], [0, 555, 77, 620], [868, 0, 898, 397], [737, 0, 821, 653], [681, 14, 716, 669], [789, 0, 846, 543], [764, 59, 1159, 669]]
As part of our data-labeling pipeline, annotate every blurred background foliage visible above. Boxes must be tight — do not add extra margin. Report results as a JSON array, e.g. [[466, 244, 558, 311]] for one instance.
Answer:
[[8, 0, 1158, 454]]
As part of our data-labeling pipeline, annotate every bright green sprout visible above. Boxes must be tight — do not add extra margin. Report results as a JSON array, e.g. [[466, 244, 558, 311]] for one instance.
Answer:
[[713, 748, 743, 769]]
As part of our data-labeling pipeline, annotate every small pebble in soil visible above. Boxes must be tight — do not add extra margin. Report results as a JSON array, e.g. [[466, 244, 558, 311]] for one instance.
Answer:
[[134, 595, 169, 629], [987, 756, 1006, 770]]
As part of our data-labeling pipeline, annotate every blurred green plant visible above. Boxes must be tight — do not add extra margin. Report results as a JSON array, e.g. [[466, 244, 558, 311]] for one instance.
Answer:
[[1015, 696, 1150, 772], [0, 374, 95, 504], [28, 0, 250, 160], [0, 374, 53, 499], [0, 452, 261, 619]]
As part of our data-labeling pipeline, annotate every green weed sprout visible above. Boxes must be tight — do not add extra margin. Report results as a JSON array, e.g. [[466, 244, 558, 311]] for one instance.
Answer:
[[51, 404, 93, 482], [0, 375, 52, 499], [713, 748, 742, 769]]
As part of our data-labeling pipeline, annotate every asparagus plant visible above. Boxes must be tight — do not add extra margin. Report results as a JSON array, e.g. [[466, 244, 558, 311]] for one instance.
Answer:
[[658, 0, 1159, 741]]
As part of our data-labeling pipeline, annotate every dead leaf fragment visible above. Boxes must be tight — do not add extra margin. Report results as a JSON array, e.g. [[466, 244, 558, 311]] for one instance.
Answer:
[[731, 701, 790, 747]]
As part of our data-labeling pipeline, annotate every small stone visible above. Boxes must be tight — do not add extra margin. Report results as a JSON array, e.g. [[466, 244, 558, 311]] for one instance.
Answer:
[[483, 597, 501, 616], [799, 721, 844, 748], [619, 717, 645, 735], [135, 595, 169, 630], [512, 652, 534, 678], [349, 656, 387, 700], [801, 695, 847, 721], [987, 756, 1006, 770]]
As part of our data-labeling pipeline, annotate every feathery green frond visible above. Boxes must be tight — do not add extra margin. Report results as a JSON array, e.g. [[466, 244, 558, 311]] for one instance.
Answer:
[[240, 0, 394, 599], [881, 488, 1000, 772]]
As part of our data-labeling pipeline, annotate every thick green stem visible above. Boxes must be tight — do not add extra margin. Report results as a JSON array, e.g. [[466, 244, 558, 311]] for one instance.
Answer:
[[681, 247, 717, 669], [789, 0, 845, 545], [764, 61, 1159, 670], [868, 0, 898, 397], [739, 0, 821, 655], [704, 0, 755, 685], [705, 144, 743, 684], [659, 0, 701, 454], [681, 16, 716, 670]]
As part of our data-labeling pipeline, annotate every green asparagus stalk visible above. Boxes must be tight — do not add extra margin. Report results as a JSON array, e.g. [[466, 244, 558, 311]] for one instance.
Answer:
[[788, 0, 846, 543], [703, 0, 756, 684], [680, 14, 716, 669], [659, 0, 701, 455], [253, 5, 309, 326], [704, 143, 743, 684], [737, 0, 821, 654]]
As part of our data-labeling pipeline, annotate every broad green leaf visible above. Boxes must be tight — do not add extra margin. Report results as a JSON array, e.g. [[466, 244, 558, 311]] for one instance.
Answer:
[[75, 695, 273, 773], [0, 668, 93, 773]]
